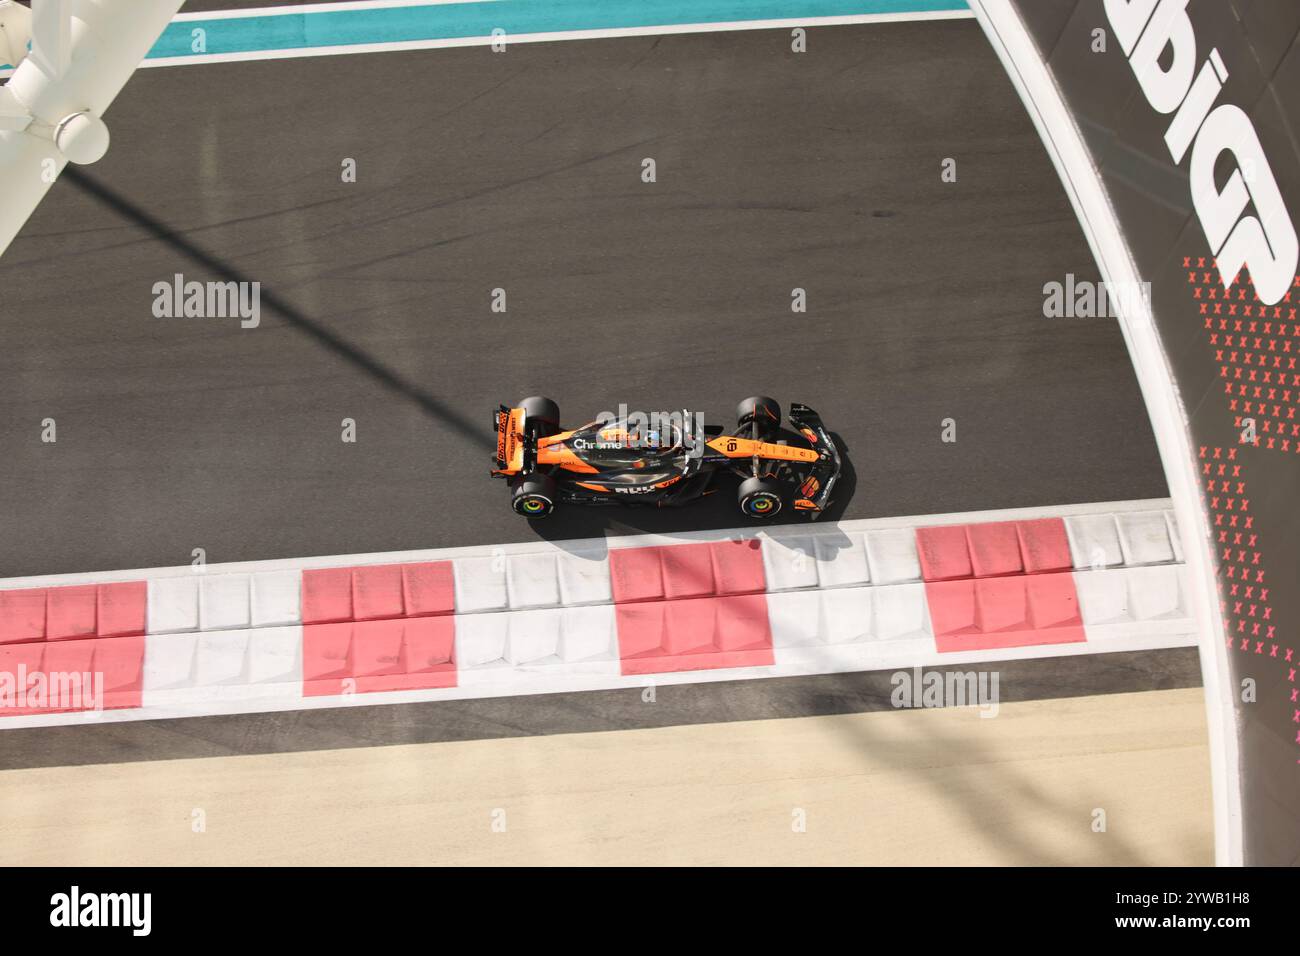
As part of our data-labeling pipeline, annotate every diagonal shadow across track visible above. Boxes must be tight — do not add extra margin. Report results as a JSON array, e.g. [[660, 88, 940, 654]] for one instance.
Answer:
[[62, 166, 493, 452]]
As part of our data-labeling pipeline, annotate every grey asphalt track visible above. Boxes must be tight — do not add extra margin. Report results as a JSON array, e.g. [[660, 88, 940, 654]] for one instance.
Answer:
[[0, 19, 1167, 579]]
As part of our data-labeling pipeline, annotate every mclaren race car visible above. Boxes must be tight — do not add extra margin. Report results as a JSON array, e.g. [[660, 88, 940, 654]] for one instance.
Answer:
[[491, 396, 841, 519]]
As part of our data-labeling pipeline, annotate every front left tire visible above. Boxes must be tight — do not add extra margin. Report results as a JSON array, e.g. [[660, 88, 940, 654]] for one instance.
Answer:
[[736, 396, 781, 441]]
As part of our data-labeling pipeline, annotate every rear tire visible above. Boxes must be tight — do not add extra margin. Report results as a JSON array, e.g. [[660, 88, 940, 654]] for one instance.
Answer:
[[736, 396, 781, 440], [519, 396, 560, 438], [512, 474, 557, 518], [737, 475, 784, 519]]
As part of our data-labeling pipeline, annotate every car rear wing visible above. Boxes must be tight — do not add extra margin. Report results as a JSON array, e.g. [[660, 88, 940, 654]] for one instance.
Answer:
[[492, 405, 527, 475], [788, 403, 841, 518]]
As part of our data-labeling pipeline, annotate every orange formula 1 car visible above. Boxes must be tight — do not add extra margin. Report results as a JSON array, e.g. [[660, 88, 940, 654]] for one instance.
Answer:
[[491, 396, 841, 520]]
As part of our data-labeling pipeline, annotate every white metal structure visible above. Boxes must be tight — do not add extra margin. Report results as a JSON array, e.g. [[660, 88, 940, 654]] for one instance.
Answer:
[[0, 0, 183, 256]]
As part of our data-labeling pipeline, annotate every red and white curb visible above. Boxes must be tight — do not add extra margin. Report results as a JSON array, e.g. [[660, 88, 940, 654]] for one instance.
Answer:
[[0, 499, 1195, 727]]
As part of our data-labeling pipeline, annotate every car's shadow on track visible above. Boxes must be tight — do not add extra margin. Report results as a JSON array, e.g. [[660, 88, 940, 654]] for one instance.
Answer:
[[528, 431, 856, 552]]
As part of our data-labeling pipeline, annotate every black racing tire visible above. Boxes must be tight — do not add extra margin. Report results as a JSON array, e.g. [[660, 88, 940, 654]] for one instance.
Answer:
[[736, 396, 781, 439], [737, 475, 785, 519], [519, 396, 560, 438], [512, 474, 557, 519]]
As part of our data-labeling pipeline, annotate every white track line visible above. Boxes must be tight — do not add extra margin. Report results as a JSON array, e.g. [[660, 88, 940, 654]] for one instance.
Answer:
[[174, 0, 512, 20]]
